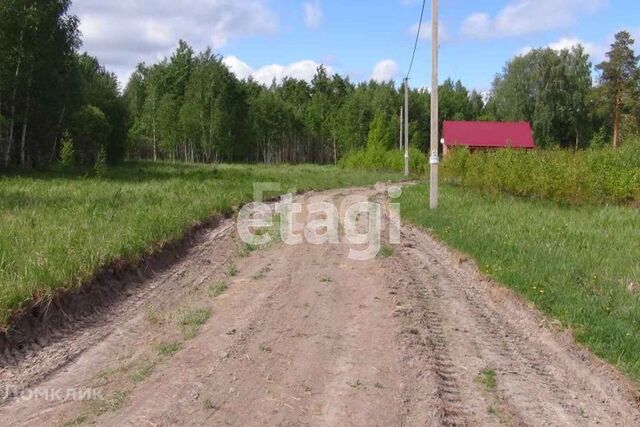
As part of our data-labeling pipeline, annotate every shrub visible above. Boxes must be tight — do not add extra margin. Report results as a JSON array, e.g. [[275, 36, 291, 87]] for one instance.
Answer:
[[95, 145, 108, 177], [59, 131, 75, 168], [340, 147, 428, 175], [340, 108, 429, 175], [590, 127, 609, 148], [443, 143, 640, 205]]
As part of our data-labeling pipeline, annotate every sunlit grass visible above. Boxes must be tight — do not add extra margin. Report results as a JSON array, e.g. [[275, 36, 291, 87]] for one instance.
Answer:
[[0, 161, 401, 326], [401, 183, 640, 381]]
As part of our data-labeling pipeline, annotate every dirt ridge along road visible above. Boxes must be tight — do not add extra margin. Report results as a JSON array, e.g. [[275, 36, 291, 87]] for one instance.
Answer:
[[0, 219, 236, 404], [0, 185, 639, 426]]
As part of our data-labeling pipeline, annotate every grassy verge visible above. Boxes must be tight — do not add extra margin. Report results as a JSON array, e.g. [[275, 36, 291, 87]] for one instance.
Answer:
[[401, 183, 640, 381], [0, 162, 401, 326]]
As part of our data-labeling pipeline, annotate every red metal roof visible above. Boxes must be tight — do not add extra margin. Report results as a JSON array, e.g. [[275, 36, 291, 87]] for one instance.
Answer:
[[443, 121, 535, 149]]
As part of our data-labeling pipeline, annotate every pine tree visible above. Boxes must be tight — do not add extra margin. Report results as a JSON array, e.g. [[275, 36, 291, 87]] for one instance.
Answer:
[[596, 31, 640, 148]]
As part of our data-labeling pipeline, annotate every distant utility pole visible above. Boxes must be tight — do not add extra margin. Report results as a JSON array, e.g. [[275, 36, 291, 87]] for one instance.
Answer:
[[429, 0, 439, 209], [404, 77, 410, 177], [399, 107, 404, 151]]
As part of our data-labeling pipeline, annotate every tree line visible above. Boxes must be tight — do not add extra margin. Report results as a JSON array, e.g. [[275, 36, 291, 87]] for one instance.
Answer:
[[0, 0, 127, 169], [1, 1, 638, 169], [487, 32, 640, 149], [123, 44, 488, 164]]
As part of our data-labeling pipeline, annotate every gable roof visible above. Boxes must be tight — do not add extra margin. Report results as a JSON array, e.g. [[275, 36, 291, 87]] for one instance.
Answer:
[[443, 121, 535, 149]]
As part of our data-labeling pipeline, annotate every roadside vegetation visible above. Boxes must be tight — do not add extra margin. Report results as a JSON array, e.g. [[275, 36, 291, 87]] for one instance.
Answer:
[[401, 184, 640, 381], [339, 111, 428, 174], [340, 146, 427, 175], [0, 162, 401, 326], [443, 143, 640, 205]]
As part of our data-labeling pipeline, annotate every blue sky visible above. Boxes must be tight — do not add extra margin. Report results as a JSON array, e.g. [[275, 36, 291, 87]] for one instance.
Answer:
[[72, 0, 640, 91]]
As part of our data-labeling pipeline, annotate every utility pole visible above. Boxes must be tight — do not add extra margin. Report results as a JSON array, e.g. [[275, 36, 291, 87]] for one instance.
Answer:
[[429, 0, 439, 209], [399, 107, 403, 150], [404, 77, 410, 177]]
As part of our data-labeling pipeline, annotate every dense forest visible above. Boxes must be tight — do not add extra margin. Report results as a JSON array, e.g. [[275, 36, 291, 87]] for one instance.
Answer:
[[1, 1, 639, 169], [0, 0, 127, 168]]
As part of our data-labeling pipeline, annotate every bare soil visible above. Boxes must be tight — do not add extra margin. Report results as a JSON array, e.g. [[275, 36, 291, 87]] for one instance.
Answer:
[[1, 185, 638, 426]]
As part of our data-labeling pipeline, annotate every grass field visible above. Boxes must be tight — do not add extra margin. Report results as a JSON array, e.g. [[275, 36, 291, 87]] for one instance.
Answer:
[[0, 162, 402, 326], [401, 184, 640, 381]]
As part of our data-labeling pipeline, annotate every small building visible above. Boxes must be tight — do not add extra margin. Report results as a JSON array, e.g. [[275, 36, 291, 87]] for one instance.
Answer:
[[442, 121, 535, 156]]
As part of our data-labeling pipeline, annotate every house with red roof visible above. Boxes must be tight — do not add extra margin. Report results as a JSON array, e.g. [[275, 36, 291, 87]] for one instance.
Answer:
[[442, 121, 535, 156]]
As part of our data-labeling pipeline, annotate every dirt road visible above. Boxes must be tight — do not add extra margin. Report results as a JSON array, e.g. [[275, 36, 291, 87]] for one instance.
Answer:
[[1, 185, 639, 426]]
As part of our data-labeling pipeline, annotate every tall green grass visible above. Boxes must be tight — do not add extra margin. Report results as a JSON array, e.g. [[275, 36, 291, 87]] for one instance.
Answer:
[[0, 162, 402, 326], [401, 184, 640, 381], [444, 144, 640, 205]]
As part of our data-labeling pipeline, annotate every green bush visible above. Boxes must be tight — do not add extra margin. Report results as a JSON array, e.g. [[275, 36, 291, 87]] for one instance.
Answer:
[[95, 145, 108, 177], [59, 131, 75, 168], [443, 143, 640, 205], [340, 147, 428, 175], [340, 108, 429, 175]]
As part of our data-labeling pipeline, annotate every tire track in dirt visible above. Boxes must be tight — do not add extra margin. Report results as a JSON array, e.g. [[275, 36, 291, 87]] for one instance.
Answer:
[[396, 225, 640, 426], [390, 258, 474, 426]]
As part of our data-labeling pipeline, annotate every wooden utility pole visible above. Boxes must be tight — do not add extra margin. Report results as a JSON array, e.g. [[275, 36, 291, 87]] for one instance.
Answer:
[[429, 0, 439, 209], [404, 77, 410, 177], [399, 107, 404, 150]]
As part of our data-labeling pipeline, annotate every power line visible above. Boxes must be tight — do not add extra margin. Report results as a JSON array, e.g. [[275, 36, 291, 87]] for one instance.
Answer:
[[406, 0, 426, 80]]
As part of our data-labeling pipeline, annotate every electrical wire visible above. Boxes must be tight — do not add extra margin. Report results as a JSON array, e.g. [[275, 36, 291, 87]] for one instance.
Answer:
[[406, 0, 426, 80]]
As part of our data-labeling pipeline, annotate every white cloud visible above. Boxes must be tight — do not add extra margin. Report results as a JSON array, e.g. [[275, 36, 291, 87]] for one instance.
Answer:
[[370, 60, 399, 82], [223, 56, 333, 85], [409, 21, 449, 42], [461, 0, 603, 39], [304, 0, 323, 30], [222, 56, 255, 80], [461, 13, 492, 39], [72, 0, 278, 85], [548, 37, 603, 59], [548, 29, 640, 62], [517, 36, 609, 61]]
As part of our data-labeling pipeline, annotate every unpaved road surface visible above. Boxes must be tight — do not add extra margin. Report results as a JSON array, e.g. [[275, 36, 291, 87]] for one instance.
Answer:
[[1, 185, 639, 426]]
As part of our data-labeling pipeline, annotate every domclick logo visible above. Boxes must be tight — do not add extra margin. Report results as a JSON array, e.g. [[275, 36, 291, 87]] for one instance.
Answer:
[[237, 183, 403, 261], [2, 385, 103, 402]]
